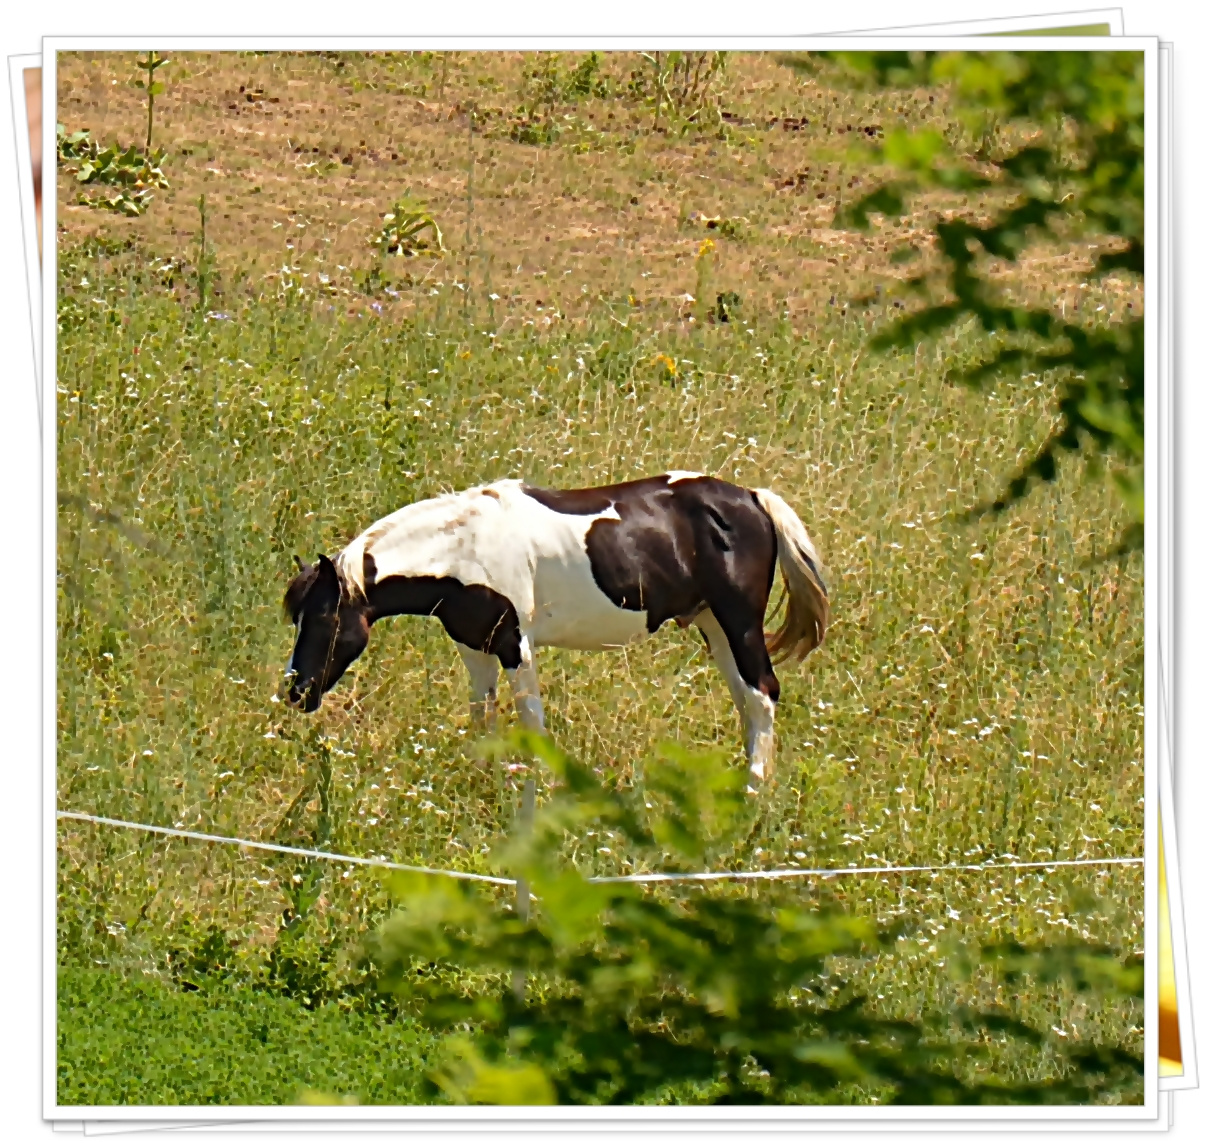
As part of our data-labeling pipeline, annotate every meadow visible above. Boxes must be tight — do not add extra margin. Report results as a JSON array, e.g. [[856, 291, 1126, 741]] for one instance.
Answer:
[[54, 50, 1144, 1105]]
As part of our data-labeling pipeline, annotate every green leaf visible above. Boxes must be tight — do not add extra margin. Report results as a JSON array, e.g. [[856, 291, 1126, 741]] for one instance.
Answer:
[[881, 127, 947, 170], [834, 184, 908, 231], [433, 1038, 557, 1105]]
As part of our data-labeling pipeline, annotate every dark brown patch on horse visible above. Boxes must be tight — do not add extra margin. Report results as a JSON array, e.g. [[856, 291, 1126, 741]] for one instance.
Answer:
[[366, 575, 524, 669], [521, 475, 782, 694], [521, 482, 620, 516]]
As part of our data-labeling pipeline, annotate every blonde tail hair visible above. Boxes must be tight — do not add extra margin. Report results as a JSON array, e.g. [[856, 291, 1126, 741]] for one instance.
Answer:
[[754, 488, 830, 663]]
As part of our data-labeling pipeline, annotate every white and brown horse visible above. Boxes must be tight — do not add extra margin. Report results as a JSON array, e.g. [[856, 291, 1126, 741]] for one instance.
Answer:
[[283, 474, 829, 786]]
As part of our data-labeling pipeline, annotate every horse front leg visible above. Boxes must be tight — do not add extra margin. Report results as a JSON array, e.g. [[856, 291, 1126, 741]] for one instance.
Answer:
[[695, 609, 777, 791], [454, 642, 500, 729], [504, 635, 546, 732]]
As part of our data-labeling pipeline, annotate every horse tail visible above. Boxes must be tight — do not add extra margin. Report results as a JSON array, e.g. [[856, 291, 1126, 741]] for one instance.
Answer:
[[753, 488, 830, 663]]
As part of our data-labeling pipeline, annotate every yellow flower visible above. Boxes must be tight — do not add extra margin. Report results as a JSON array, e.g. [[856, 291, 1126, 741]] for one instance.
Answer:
[[651, 353, 678, 378], [697, 238, 716, 259]]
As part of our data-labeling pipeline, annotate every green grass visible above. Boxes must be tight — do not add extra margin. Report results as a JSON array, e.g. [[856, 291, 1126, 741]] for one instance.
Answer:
[[54, 49, 1144, 1108], [54, 249, 1144, 1103], [58, 965, 435, 1105]]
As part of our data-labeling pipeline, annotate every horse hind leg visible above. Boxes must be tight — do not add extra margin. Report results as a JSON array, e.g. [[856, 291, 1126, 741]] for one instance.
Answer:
[[695, 609, 777, 790], [454, 642, 500, 728]]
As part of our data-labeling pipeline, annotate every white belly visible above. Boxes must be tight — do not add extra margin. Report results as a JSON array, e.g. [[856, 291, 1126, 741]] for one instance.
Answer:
[[527, 547, 651, 650], [528, 588, 651, 650]]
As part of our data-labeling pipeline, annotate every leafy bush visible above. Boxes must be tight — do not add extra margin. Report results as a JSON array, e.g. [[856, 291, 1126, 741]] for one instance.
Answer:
[[368, 731, 1143, 1106], [373, 198, 446, 257], [56, 125, 170, 217], [637, 51, 729, 127], [564, 52, 610, 101]]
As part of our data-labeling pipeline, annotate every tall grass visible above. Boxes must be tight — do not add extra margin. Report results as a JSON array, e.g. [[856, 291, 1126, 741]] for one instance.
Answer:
[[56, 227, 1143, 1091]]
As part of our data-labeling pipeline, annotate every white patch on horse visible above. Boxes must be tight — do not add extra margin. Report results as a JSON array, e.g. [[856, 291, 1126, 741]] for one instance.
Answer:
[[665, 470, 704, 484], [742, 688, 776, 785], [335, 480, 649, 652]]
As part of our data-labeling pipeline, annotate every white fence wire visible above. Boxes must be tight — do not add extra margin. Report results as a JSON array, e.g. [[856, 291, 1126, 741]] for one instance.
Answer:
[[56, 809, 1143, 886]]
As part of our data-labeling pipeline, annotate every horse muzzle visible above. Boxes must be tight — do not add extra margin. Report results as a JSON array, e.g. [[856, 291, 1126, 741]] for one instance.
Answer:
[[284, 674, 323, 713]]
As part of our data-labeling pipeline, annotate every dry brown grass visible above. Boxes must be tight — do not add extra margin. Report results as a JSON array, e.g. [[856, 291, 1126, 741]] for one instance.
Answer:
[[57, 50, 1133, 331]]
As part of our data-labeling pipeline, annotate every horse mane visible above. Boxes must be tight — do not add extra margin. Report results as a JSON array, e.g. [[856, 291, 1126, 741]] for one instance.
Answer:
[[283, 563, 319, 623], [335, 528, 380, 600]]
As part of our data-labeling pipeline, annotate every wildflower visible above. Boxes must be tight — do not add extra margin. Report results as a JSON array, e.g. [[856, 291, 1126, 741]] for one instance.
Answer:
[[651, 353, 678, 378]]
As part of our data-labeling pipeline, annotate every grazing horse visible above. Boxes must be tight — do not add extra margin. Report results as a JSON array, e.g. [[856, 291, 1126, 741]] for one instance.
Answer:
[[282, 474, 829, 786]]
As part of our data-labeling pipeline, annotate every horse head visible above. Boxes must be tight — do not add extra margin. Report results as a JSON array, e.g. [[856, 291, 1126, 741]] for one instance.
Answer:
[[282, 553, 371, 712]]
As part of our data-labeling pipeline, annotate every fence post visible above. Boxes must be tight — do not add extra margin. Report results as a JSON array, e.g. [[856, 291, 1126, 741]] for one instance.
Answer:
[[512, 777, 535, 1001]]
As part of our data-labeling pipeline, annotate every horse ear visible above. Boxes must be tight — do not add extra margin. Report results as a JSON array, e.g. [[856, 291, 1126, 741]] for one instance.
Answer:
[[294, 554, 311, 575], [314, 554, 341, 602], [301, 557, 340, 613]]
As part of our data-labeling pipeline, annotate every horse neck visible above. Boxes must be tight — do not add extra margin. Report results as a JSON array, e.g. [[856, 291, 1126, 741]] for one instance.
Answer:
[[363, 575, 450, 625]]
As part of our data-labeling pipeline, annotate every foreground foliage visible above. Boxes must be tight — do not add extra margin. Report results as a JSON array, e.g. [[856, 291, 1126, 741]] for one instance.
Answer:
[[370, 732, 1143, 1106], [796, 51, 1145, 544]]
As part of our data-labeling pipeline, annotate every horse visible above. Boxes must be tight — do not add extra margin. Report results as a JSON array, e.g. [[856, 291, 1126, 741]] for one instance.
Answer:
[[282, 473, 829, 787]]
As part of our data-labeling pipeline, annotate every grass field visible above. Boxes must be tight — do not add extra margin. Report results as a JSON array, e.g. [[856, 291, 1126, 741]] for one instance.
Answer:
[[54, 50, 1145, 1106]]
